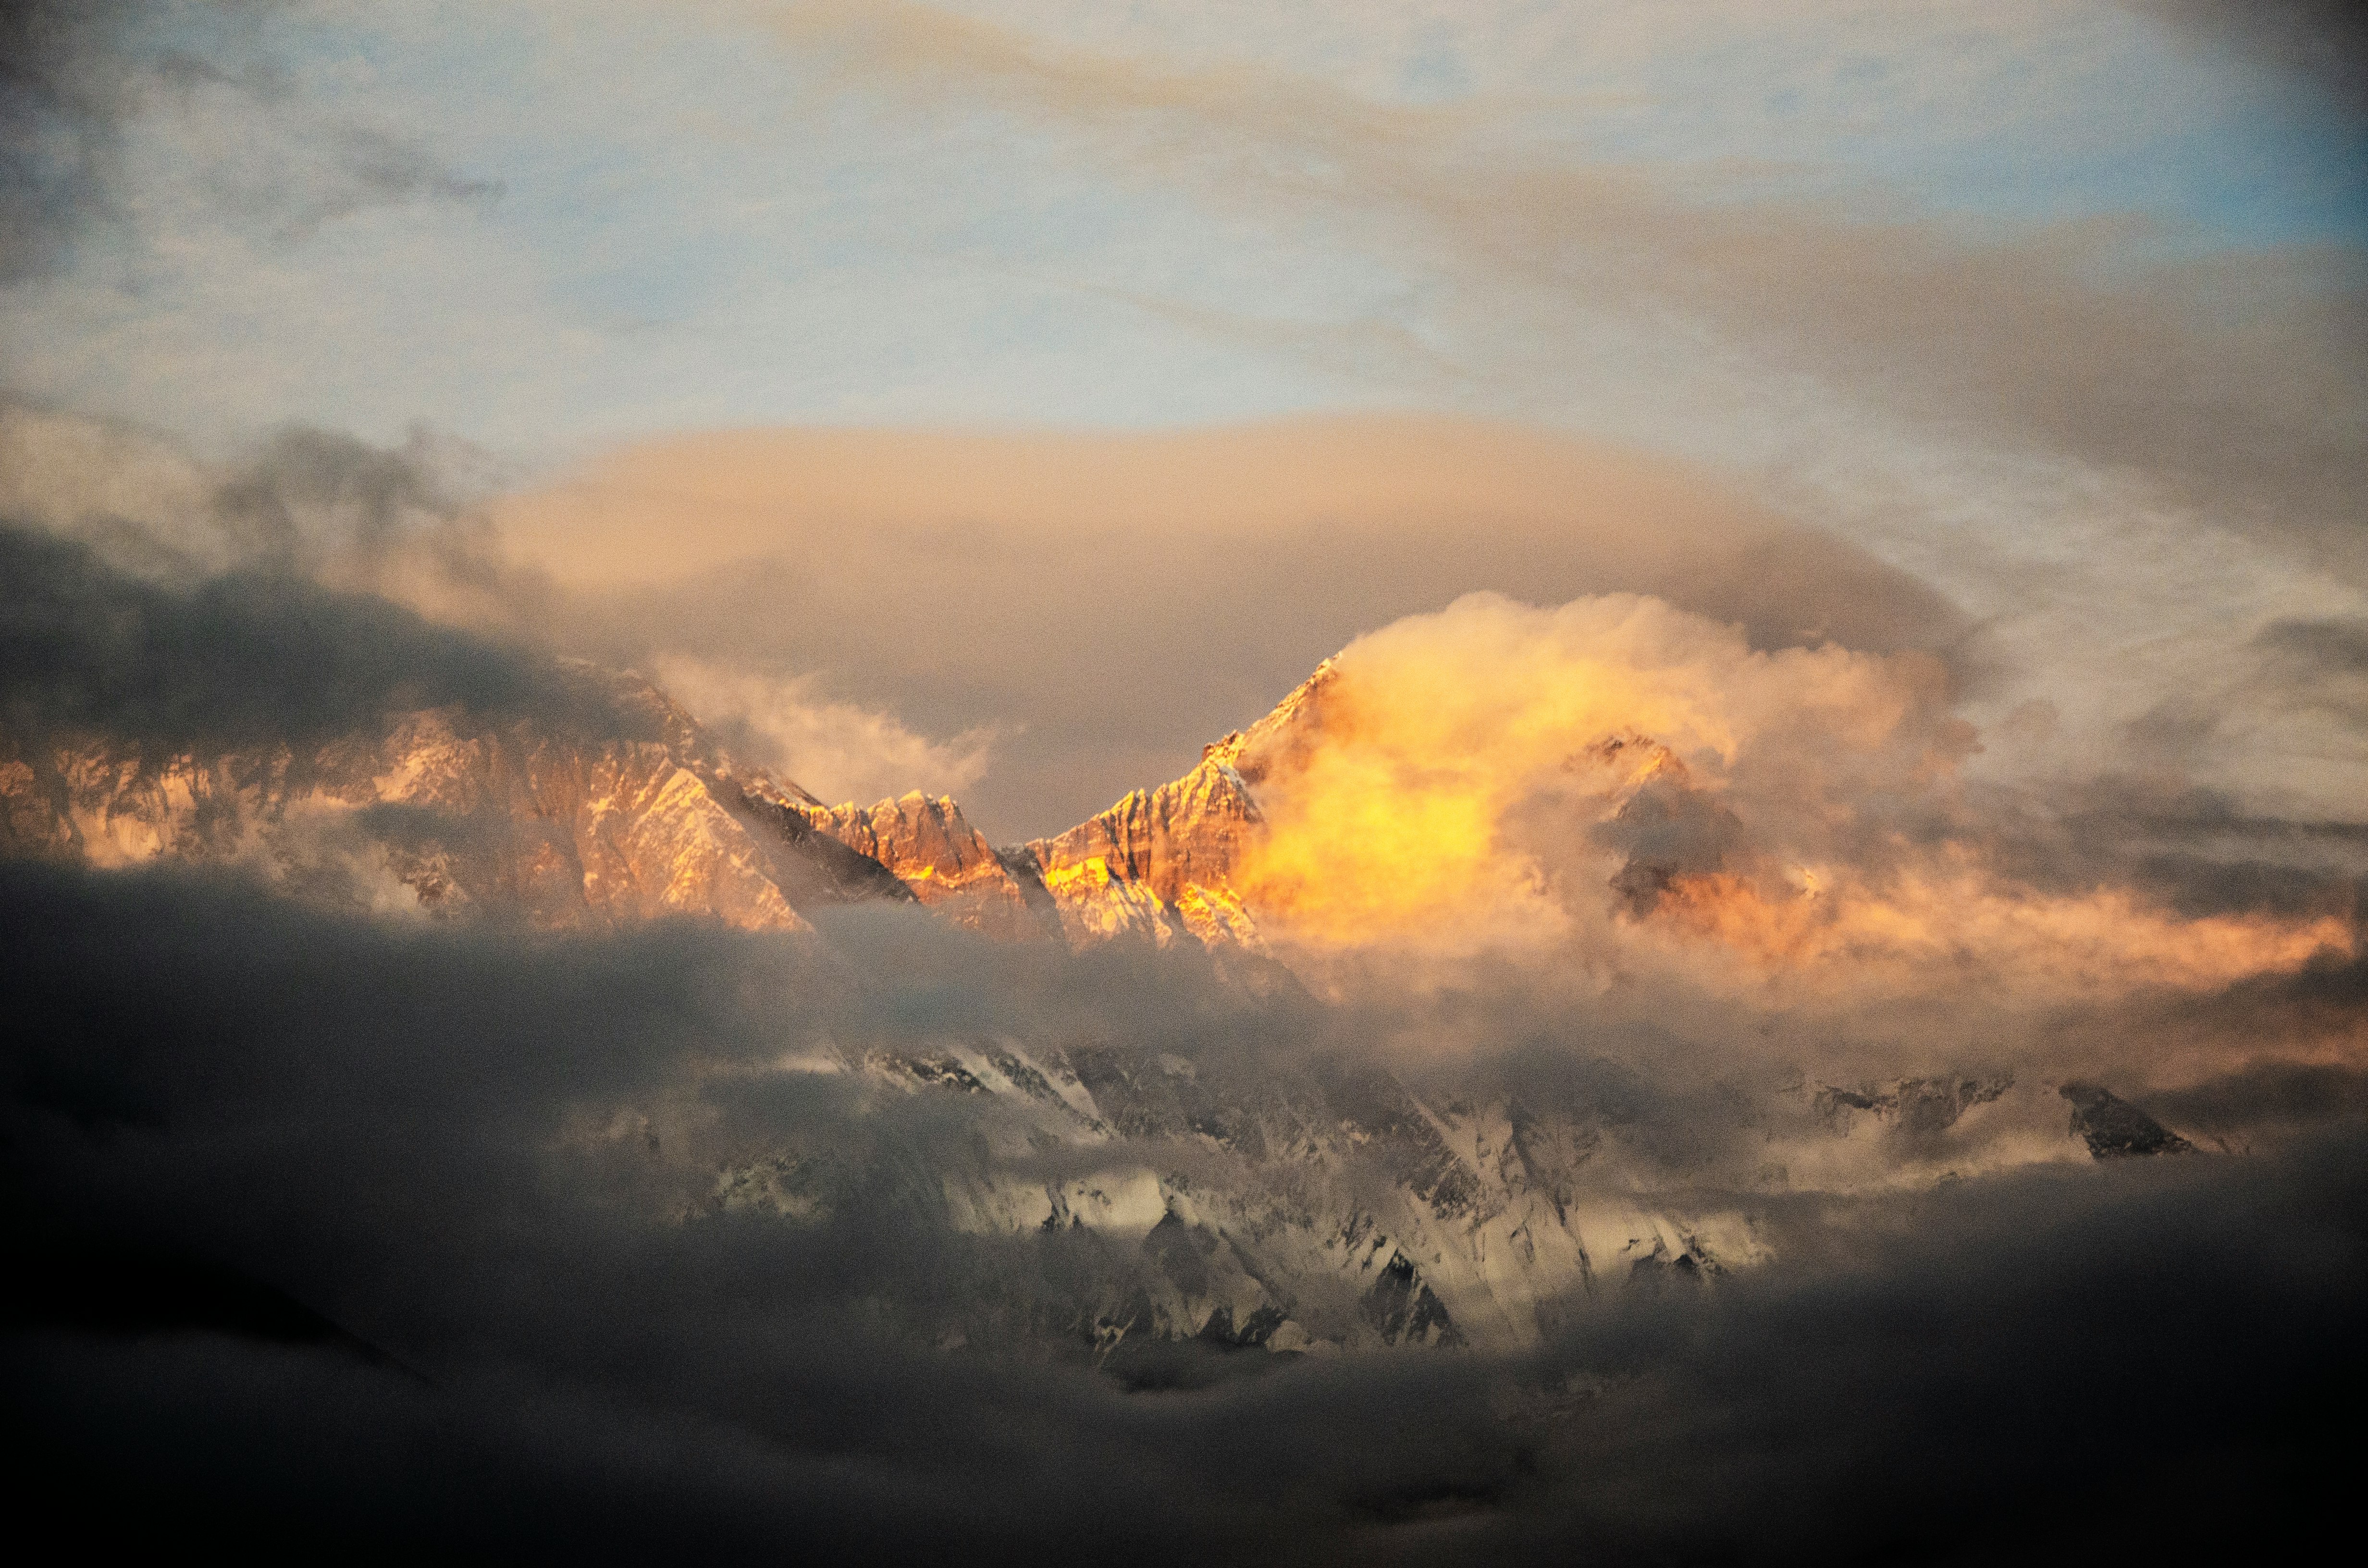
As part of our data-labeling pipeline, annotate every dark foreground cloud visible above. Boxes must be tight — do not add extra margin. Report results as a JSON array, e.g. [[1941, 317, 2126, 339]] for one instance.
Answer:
[[4, 859, 2360, 1562], [0, 0, 144, 282], [0, 522, 621, 753]]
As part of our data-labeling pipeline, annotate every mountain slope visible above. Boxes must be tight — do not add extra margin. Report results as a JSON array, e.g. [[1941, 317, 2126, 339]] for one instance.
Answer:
[[786, 660, 1335, 949], [789, 790, 1058, 938], [0, 664, 910, 931]]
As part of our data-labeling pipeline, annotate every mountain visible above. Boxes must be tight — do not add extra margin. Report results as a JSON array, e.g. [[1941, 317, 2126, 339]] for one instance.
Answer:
[[0, 662, 907, 931], [789, 659, 1331, 948], [788, 790, 1057, 939], [0, 641, 1320, 945], [0, 647, 2185, 1367], [712, 1028, 1762, 1360], [0, 645, 1363, 954]]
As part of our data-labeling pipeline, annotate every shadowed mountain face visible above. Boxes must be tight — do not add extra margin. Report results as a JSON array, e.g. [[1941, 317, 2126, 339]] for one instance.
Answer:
[[2061, 1081, 2197, 1160]]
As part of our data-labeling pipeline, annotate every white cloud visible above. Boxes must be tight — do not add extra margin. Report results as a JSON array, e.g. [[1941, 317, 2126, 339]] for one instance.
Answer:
[[652, 655, 995, 808]]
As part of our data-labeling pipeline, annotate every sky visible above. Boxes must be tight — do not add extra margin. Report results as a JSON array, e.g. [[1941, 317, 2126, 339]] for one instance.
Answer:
[[8, 1, 2363, 447], [7, 0, 2367, 840], [4, 3, 2366, 1558]]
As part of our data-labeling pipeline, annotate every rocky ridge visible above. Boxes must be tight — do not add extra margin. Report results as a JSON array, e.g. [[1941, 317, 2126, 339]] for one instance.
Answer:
[[709, 1028, 1773, 1364], [0, 663, 908, 931], [0, 647, 1331, 949], [788, 660, 1334, 948]]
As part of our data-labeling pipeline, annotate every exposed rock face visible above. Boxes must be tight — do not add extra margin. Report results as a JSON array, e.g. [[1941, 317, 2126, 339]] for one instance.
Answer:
[[963, 662, 1739, 955], [789, 790, 1058, 937], [772, 661, 1335, 951], [0, 666, 910, 931], [1587, 734, 1747, 916], [1000, 661, 1338, 949], [1816, 1076, 2015, 1135], [2060, 1082, 2196, 1160], [1014, 756, 1263, 947]]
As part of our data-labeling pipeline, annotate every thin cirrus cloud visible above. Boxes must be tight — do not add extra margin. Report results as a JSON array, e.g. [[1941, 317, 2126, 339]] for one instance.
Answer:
[[1, 0, 2358, 451], [745, 1, 2365, 556]]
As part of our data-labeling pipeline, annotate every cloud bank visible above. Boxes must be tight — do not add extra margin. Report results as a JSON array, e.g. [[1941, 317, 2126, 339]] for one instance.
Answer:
[[488, 416, 1993, 839], [6, 856, 2362, 1560], [4, 415, 2363, 1558]]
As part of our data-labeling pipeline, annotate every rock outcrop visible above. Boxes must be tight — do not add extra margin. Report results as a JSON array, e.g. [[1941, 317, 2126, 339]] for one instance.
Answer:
[[2060, 1081, 2196, 1160], [1004, 660, 1339, 949], [786, 791, 1058, 938]]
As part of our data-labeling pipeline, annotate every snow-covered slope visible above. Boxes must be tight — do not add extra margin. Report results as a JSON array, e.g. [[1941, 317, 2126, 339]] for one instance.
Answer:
[[710, 1029, 1776, 1361], [791, 660, 1336, 951]]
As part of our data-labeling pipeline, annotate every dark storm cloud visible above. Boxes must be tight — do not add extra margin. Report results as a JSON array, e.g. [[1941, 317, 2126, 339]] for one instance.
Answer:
[[0, 397, 534, 615], [205, 422, 517, 589], [3, 858, 2361, 1560], [2256, 614, 2368, 675], [2140, 1059, 2368, 1145], [211, 426, 459, 565], [1499, 1139, 2367, 1563], [2252, 613, 2368, 730], [0, 522, 623, 752]]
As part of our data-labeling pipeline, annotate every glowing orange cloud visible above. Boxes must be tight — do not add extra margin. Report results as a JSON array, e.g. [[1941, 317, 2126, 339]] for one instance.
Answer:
[[1234, 592, 2349, 1000]]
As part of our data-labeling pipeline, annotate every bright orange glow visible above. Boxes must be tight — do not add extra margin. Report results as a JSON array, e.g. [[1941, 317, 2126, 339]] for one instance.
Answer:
[[1235, 592, 2351, 997], [1238, 591, 1919, 951]]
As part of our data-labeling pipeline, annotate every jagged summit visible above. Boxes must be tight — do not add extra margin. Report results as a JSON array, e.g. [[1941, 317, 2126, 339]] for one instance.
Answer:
[[780, 657, 1338, 949], [0, 645, 1337, 946], [789, 790, 1056, 939], [0, 639, 1702, 955]]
